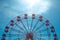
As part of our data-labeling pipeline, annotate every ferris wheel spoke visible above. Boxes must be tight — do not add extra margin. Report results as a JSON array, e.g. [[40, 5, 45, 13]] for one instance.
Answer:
[[31, 14, 35, 31], [14, 37, 25, 40], [30, 19, 33, 32], [32, 20, 39, 31], [10, 28, 23, 33], [15, 23, 25, 32], [37, 36, 51, 40], [14, 38, 20, 40], [37, 37, 46, 40], [35, 34, 51, 37], [6, 34, 25, 37], [14, 38, 23, 40], [20, 20, 28, 32], [34, 23, 45, 32], [31, 19, 33, 27], [27, 19, 29, 28], [34, 28, 48, 34], [26, 19, 29, 30]]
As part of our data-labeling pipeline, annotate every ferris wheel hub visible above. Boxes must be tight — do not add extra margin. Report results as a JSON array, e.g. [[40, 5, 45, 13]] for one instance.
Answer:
[[26, 33, 33, 40]]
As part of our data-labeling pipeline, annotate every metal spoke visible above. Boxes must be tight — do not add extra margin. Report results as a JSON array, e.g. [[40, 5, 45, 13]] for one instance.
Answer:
[[10, 28, 23, 33], [32, 19, 39, 31], [34, 28, 48, 34], [37, 37, 46, 40], [15, 22, 25, 32], [20, 19, 28, 32], [35, 33, 51, 37], [6, 34, 24, 37], [30, 19, 33, 32], [26, 19, 29, 31], [34, 23, 45, 32]]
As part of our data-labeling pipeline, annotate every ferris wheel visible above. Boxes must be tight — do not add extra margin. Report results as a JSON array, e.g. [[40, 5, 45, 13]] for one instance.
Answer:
[[1, 14, 58, 40]]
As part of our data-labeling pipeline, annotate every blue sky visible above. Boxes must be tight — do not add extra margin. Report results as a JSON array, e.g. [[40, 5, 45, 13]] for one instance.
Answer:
[[0, 0, 60, 40]]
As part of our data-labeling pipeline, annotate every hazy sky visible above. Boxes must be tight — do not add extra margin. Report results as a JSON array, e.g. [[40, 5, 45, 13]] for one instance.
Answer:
[[0, 0, 60, 40]]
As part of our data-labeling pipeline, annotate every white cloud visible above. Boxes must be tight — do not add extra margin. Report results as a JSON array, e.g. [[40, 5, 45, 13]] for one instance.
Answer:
[[18, 0, 51, 15]]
